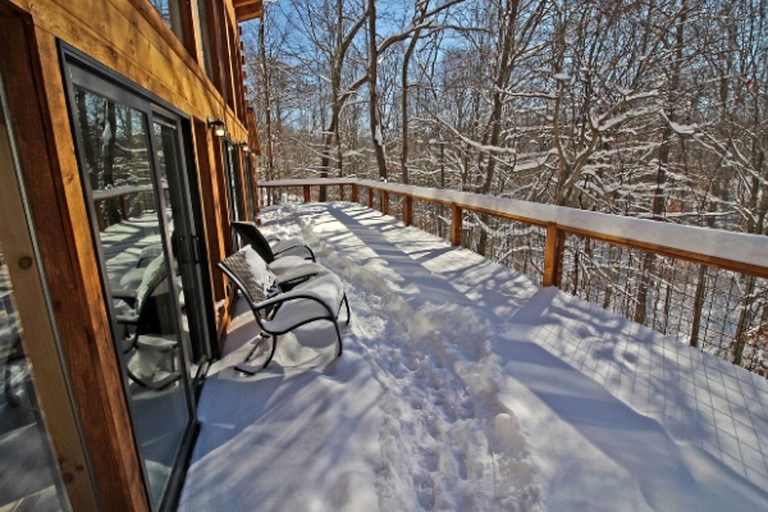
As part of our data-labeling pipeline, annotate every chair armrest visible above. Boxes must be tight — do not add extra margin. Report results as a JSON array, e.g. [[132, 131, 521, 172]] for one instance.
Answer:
[[112, 288, 138, 308], [254, 275, 343, 315], [115, 312, 139, 326], [275, 265, 322, 290], [270, 238, 300, 253], [271, 238, 315, 261]]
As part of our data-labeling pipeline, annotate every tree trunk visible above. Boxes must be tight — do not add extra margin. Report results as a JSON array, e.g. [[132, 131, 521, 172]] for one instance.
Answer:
[[103, 100, 120, 225], [368, 0, 387, 181], [259, 13, 275, 180], [634, 1, 685, 324], [400, 25, 422, 185], [477, 0, 521, 256]]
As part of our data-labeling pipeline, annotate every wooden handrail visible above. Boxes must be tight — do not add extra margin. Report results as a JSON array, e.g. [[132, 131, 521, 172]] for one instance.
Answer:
[[257, 178, 768, 280]]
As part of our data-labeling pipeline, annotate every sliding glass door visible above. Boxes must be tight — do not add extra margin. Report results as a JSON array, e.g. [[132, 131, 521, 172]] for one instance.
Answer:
[[63, 55, 212, 510]]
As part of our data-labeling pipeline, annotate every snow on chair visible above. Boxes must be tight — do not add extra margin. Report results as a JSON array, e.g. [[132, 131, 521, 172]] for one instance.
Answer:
[[231, 220, 327, 291], [218, 245, 350, 373]]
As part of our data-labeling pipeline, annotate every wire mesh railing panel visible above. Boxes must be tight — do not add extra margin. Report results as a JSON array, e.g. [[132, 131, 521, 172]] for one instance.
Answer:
[[387, 194, 404, 221], [478, 214, 547, 287], [560, 235, 768, 377], [411, 200, 448, 240], [323, 184, 347, 203]]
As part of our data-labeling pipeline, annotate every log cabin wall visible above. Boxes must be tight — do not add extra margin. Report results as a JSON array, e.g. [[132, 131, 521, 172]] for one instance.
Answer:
[[0, 0, 260, 510]]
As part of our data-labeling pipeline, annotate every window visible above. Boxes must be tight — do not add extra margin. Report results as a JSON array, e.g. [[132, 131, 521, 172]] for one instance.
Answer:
[[148, 0, 197, 58], [149, 0, 183, 38], [196, 0, 216, 80]]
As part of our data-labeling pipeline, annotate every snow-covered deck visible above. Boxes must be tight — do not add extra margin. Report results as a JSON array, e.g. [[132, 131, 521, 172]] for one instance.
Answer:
[[178, 202, 768, 511]]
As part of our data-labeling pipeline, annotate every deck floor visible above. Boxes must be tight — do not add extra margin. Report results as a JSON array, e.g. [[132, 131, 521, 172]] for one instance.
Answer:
[[179, 202, 768, 512]]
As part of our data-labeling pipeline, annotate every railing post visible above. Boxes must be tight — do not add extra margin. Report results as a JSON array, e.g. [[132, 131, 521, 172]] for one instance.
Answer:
[[381, 191, 389, 215], [368, 187, 374, 208], [404, 195, 413, 226], [451, 204, 462, 246], [119, 194, 130, 220], [303, 185, 311, 203], [543, 222, 565, 287], [351, 183, 358, 203]]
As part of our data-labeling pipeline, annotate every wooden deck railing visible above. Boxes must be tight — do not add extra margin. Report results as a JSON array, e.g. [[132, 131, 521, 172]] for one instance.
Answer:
[[257, 178, 768, 376], [257, 178, 768, 281]]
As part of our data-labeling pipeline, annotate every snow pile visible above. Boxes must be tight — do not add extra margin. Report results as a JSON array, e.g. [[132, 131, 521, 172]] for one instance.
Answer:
[[179, 202, 768, 512]]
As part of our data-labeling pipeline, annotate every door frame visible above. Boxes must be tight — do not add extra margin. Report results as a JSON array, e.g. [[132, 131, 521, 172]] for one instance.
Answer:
[[59, 43, 214, 511]]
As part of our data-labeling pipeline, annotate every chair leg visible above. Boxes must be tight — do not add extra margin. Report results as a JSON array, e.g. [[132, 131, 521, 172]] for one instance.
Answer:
[[342, 293, 351, 325], [243, 332, 270, 363], [333, 321, 343, 357], [262, 335, 279, 368]]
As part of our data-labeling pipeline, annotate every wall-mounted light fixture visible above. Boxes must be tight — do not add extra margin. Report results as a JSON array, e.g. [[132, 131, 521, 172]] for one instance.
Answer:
[[207, 118, 227, 138], [240, 143, 250, 153]]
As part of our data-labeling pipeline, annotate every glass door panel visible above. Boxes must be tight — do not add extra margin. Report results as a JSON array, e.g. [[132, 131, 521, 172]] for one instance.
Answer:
[[70, 82, 191, 510], [152, 119, 210, 378], [244, 152, 256, 219], [223, 141, 244, 248]]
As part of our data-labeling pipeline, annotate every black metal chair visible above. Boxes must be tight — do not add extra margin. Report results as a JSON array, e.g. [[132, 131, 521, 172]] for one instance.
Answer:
[[231, 221, 315, 263], [231, 220, 329, 290], [218, 245, 350, 373]]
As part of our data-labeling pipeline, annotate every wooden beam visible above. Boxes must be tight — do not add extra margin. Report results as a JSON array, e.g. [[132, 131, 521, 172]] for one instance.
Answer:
[[303, 185, 311, 202], [543, 223, 565, 287], [351, 183, 358, 203], [404, 195, 413, 226], [451, 204, 463, 246], [235, 2, 262, 22], [381, 190, 389, 216], [194, 119, 227, 302], [257, 178, 768, 280], [559, 224, 768, 280]]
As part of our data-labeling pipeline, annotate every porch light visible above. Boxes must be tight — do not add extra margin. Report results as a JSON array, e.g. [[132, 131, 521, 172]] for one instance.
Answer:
[[241, 143, 250, 153], [207, 118, 227, 138]]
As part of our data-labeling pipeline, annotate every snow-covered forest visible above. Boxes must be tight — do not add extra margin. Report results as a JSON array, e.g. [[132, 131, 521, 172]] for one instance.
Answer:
[[243, 0, 767, 375]]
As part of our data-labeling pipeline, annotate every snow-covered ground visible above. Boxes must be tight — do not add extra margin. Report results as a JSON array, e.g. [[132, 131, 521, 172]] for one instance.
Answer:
[[179, 202, 768, 512]]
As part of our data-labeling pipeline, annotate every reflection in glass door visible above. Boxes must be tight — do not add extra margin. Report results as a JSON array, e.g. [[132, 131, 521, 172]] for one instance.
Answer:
[[152, 118, 210, 379], [223, 141, 244, 247], [64, 60, 207, 510]]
